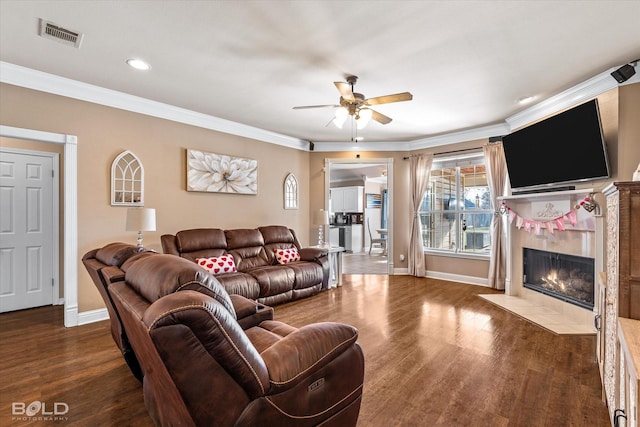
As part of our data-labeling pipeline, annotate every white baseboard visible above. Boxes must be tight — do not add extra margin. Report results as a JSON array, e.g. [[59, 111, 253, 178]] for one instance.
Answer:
[[392, 268, 488, 287], [77, 308, 109, 326], [426, 270, 489, 287]]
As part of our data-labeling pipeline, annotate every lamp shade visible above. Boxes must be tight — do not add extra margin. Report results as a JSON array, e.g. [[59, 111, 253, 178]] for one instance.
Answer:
[[126, 207, 156, 232], [314, 209, 330, 225]]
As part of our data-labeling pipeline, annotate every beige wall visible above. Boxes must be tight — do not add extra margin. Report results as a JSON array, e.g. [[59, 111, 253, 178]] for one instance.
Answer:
[[619, 83, 640, 181], [1, 81, 638, 312], [0, 83, 311, 311]]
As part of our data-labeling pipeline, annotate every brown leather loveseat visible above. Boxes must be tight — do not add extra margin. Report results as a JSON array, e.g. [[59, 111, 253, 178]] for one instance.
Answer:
[[161, 225, 329, 306], [108, 253, 365, 426]]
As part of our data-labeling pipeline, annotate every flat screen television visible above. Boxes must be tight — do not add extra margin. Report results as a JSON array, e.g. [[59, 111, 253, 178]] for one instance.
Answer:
[[502, 99, 610, 192]]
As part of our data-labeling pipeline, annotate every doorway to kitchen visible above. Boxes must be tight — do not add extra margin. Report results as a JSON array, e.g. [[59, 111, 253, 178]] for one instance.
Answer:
[[325, 158, 393, 275]]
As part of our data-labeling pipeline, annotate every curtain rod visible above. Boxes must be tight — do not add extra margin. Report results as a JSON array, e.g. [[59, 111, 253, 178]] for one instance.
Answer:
[[402, 137, 502, 160], [402, 147, 478, 160]]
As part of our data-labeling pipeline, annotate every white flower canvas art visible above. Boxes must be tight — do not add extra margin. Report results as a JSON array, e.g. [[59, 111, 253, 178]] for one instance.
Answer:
[[187, 149, 258, 194]]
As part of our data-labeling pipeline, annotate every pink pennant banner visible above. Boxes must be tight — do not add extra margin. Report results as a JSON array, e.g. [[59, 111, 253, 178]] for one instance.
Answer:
[[501, 202, 584, 234], [545, 221, 555, 234]]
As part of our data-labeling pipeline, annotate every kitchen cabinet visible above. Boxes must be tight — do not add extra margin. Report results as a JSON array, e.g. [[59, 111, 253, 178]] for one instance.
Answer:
[[350, 224, 363, 253], [331, 186, 363, 213], [333, 225, 363, 253], [329, 227, 340, 247]]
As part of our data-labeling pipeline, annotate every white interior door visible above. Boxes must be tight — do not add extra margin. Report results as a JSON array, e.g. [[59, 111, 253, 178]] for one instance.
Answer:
[[0, 149, 56, 312]]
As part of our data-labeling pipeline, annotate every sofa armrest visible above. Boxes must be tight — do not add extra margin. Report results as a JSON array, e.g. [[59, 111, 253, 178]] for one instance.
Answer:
[[299, 247, 328, 262], [229, 294, 274, 329], [160, 234, 179, 255], [260, 322, 359, 394], [101, 265, 126, 284], [299, 247, 330, 289], [82, 248, 99, 262]]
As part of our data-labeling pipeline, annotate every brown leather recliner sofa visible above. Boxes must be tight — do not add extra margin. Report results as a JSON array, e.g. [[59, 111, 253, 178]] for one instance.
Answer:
[[108, 253, 365, 426], [161, 225, 330, 306], [82, 243, 153, 381], [82, 242, 274, 382]]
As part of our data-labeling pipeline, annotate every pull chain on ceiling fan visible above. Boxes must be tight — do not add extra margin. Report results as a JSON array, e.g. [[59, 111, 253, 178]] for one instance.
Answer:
[[293, 75, 413, 131]]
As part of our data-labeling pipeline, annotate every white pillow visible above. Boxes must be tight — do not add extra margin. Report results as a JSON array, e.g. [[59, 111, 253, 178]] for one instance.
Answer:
[[274, 248, 300, 265], [196, 254, 237, 274]]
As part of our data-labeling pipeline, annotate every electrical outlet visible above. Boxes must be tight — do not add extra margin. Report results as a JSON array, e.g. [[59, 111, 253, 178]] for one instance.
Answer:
[[399, 254, 405, 261]]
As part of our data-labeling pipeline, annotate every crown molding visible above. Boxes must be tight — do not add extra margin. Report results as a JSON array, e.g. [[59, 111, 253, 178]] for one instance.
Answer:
[[408, 123, 510, 150], [312, 140, 411, 152], [2, 61, 635, 152], [0, 61, 308, 151], [505, 66, 638, 131]]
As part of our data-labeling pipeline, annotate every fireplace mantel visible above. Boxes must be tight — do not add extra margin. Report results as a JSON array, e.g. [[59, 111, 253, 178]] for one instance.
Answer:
[[498, 188, 599, 233], [482, 187, 604, 334], [498, 188, 594, 203]]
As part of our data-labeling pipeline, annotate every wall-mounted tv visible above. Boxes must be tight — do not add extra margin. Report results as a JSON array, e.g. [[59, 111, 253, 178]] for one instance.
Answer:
[[502, 99, 610, 192]]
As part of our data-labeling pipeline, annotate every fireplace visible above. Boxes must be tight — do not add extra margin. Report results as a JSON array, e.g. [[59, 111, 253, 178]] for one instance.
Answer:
[[522, 248, 595, 310]]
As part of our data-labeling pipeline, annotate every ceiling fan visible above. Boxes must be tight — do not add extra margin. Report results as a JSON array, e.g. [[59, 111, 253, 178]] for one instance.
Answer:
[[293, 75, 413, 129]]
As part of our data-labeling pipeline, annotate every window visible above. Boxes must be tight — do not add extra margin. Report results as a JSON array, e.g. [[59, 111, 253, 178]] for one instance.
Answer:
[[419, 153, 492, 255]]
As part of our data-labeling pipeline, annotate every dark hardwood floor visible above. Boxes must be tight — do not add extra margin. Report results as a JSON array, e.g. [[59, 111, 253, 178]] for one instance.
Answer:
[[0, 275, 610, 426]]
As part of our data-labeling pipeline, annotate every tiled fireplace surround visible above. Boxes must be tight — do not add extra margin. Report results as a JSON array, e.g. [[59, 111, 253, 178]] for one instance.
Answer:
[[480, 189, 602, 334]]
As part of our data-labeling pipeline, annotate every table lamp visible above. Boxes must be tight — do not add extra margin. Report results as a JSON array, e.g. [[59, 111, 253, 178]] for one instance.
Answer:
[[314, 209, 330, 247], [126, 207, 156, 251]]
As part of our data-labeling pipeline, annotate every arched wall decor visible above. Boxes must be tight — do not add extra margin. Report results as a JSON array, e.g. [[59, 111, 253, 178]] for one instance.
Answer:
[[111, 150, 144, 206], [284, 173, 299, 209]]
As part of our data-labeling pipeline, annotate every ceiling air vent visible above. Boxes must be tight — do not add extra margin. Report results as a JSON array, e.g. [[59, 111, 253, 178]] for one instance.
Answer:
[[38, 19, 83, 48]]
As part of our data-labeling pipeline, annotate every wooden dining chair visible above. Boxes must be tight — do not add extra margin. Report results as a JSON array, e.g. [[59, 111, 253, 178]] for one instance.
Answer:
[[367, 218, 386, 255]]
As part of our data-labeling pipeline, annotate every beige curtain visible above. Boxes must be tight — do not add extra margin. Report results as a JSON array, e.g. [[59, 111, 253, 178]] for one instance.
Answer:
[[483, 142, 508, 290], [408, 154, 433, 277]]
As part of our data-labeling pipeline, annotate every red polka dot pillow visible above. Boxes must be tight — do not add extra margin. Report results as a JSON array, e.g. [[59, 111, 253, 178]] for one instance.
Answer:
[[274, 248, 300, 265], [196, 254, 237, 274]]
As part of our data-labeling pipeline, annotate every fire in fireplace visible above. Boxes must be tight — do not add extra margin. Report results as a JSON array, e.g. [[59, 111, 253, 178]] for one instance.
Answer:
[[522, 248, 595, 310]]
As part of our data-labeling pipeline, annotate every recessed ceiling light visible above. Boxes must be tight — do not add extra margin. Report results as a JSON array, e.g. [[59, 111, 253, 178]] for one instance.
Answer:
[[126, 58, 151, 71], [518, 96, 535, 104]]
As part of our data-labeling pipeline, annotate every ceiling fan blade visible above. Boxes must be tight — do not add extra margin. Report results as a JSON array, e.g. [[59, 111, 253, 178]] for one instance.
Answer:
[[292, 104, 338, 110], [365, 92, 413, 106], [371, 109, 392, 125], [334, 82, 354, 101]]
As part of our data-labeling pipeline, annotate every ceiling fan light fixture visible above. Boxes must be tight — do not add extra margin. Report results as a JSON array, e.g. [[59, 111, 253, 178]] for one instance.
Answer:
[[333, 107, 349, 128], [293, 76, 412, 133], [356, 108, 372, 129]]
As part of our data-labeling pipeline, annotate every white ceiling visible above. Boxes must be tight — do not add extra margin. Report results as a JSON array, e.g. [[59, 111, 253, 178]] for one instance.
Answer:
[[1, 1, 639, 145]]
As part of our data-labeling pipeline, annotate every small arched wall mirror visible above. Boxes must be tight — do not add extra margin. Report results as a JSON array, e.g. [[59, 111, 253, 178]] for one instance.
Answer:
[[111, 150, 144, 206], [284, 173, 299, 209]]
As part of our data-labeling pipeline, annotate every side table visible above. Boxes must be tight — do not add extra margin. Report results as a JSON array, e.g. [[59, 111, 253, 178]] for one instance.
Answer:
[[312, 245, 345, 288]]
